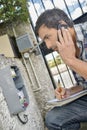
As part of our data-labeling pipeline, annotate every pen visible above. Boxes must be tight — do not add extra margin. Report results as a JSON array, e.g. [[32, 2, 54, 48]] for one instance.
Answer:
[[57, 79, 65, 99], [57, 79, 62, 92], [55, 79, 62, 100]]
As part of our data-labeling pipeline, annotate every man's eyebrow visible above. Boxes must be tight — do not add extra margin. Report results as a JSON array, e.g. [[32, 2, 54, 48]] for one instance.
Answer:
[[43, 35, 47, 41]]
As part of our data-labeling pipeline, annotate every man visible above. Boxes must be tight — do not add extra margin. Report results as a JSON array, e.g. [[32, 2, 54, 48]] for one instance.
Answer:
[[35, 8, 87, 130]]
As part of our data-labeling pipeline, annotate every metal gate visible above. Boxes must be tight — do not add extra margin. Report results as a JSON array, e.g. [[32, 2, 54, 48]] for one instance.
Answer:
[[27, 0, 87, 89]]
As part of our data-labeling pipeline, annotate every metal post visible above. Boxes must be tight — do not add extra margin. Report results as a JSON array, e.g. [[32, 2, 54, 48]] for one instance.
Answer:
[[50, 0, 56, 8], [31, 0, 39, 16], [63, 0, 73, 20], [77, 0, 84, 14], [52, 53, 65, 88], [40, 0, 46, 10]]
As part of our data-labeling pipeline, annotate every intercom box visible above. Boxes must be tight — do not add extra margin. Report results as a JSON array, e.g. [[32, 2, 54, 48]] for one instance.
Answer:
[[0, 65, 29, 115]]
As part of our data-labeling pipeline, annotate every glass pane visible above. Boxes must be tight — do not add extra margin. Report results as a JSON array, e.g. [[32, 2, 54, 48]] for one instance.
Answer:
[[42, 0, 54, 9], [32, 0, 45, 15], [28, 0, 44, 26], [65, 0, 83, 19], [45, 52, 75, 88], [79, 0, 87, 13], [52, 0, 70, 18], [28, 1, 38, 26]]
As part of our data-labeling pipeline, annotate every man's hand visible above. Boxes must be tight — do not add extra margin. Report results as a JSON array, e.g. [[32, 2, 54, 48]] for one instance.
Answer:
[[55, 85, 84, 100], [55, 87, 71, 100], [56, 27, 76, 65]]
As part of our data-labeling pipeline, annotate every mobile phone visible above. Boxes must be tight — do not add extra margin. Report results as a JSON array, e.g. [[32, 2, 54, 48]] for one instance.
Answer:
[[57, 24, 68, 42], [57, 24, 68, 30]]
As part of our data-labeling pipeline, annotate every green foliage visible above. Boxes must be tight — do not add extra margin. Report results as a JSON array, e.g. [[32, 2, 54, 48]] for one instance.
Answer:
[[0, 0, 29, 24]]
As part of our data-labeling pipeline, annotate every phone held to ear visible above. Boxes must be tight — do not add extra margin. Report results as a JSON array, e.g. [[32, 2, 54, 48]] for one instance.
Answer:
[[57, 24, 68, 42], [57, 24, 68, 30]]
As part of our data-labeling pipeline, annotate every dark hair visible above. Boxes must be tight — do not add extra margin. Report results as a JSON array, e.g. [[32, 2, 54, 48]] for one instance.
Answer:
[[35, 8, 74, 36]]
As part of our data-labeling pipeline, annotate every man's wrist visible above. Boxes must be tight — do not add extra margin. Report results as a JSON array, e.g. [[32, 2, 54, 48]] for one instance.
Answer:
[[69, 86, 84, 95], [66, 57, 77, 67]]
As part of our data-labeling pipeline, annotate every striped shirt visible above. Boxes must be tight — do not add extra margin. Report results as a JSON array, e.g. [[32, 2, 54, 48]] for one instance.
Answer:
[[72, 41, 87, 89]]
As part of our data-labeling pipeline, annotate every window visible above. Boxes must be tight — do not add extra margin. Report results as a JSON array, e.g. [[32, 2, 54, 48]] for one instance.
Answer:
[[45, 52, 76, 88]]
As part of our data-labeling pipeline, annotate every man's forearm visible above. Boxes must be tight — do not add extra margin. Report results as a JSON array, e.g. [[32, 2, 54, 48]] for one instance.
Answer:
[[68, 58, 87, 80], [69, 85, 84, 95]]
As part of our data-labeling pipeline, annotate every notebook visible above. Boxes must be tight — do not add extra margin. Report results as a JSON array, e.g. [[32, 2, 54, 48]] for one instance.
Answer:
[[47, 89, 87, 107]]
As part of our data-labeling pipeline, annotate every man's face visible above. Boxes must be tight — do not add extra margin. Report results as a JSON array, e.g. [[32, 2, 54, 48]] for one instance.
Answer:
[[38, 25, 58, 51], [38, 24, 76, 52]]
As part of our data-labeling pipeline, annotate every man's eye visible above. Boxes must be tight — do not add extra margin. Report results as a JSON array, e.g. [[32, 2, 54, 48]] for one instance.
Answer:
[[43, 35, 51, 41], [45, 36, 49, 40], [46, 37, 49, 39]]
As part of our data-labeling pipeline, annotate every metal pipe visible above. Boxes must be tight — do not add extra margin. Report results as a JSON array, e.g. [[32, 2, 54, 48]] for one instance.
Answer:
[[22, 54, 34, 85], [28, 53, 41, 90], [22, 53, 41, 92]]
